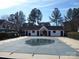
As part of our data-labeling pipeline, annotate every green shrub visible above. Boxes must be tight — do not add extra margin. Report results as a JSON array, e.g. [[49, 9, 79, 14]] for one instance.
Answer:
[[67, 32, 79, 40], [0, 33, 8, 40], [0, 32, 19, 40]]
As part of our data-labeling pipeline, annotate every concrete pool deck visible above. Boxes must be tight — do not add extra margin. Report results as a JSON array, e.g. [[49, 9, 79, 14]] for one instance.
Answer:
[[0, 52, 79, 59], [0, 36, 79, 59], [57, 37, 79, 52]]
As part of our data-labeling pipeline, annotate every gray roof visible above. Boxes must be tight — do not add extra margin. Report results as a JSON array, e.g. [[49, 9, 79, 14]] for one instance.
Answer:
[[23, 25, 41, 30], [23, 25, 63, 30], [46, 26, 63, 30], [38, 22, 50, 26]]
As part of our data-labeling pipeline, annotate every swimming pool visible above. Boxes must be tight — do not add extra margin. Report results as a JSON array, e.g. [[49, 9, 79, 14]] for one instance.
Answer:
[[0, 37, 79, 56], [25, 38, 55, 46]]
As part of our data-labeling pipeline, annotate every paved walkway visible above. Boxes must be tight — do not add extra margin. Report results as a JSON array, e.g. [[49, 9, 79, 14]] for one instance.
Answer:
[[0, 36, 79, 59], [0, 52, 79, 59], [57, 37, 79, 52]]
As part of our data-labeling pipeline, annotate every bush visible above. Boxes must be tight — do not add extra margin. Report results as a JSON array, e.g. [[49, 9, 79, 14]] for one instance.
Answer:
[[7, 32, 19, 38], [67, 32, 79, 40], [0, 32, 19, 40], [0, 33, 8, 40]]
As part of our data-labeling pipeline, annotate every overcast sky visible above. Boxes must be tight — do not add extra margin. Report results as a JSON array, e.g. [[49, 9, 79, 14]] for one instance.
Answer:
[[0, 0, 79, 22]]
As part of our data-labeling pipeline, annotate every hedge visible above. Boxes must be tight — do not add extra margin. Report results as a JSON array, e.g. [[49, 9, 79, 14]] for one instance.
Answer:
[[67, 32, 79, 40], [0, 32, 19, 40]]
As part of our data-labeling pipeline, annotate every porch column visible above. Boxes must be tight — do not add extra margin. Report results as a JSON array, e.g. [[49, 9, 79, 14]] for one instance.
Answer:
[[39, 30, 40, 36], [25, 30, 26, 36]]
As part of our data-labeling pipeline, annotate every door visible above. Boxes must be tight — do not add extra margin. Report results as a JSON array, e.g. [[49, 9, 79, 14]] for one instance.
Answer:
[[37, 31, 39, 36], [48, 31, 51, 36], [42, 30, 47, 36], [40, 30, 47, 36], [61, 31, 63, 36]]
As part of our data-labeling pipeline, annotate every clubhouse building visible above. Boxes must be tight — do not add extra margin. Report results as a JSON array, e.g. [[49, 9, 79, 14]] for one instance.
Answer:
[[22, 23, 64, 36]]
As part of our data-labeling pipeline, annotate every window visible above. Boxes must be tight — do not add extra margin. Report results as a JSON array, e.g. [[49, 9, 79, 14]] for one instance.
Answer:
[[32, 30, 35, 33], [53, 31, 56, 33]]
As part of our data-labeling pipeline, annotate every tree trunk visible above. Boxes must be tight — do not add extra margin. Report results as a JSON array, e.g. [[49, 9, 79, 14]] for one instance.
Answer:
[[56, 19, 58, 26]]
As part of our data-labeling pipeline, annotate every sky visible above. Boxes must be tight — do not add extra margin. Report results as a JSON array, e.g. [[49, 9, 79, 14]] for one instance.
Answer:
[[0, 0, 79, 22]]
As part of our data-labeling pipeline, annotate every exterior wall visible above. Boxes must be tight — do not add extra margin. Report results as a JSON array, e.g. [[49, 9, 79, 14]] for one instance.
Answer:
[[0, 25, 3, 28], [29, 30, 37, 36], [50, 30, 64, 36], [26, 30, 64, 36], [78, 27, 79, 32]]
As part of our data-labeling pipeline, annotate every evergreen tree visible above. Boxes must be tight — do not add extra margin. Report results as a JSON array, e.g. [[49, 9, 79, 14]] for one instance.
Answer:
[[50, 8, 62, 26], [28, 8, 42, 25]]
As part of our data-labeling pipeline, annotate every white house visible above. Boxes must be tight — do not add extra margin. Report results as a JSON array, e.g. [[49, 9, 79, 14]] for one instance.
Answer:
[[22, 25, 64, 36]]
